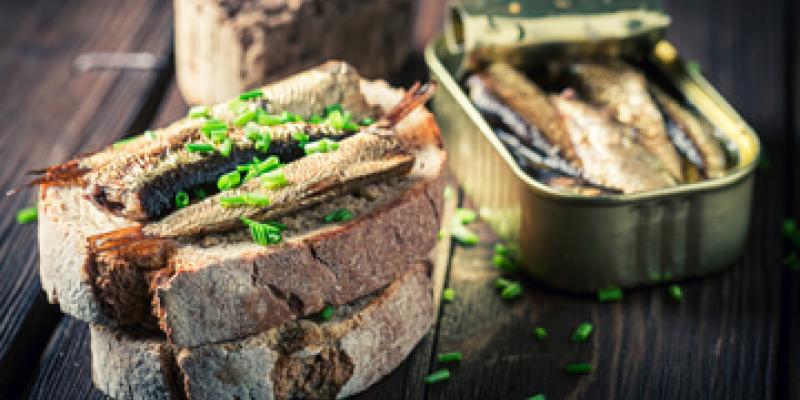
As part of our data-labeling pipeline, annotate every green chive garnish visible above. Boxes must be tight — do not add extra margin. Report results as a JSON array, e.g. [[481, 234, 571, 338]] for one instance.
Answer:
[[201, 119, 227, 137], [244, 156, 280, 181], [453, 208, 477, 225], [323, 208, 354, 223], [112, 136, 137, 148], [220, 194, 270, 207], [261, 169, 288, 189], [242, 217, 282, 245], [597, 287, 623, 302], [239, 89, 263, 101], [280, 111, 302, 123], [227, 99, 248, 114], [571, 322, 593, 343], [494, 243, 509, 256], [325, 110, 347, 130], [437, 229, 445, 240], [217, 170, 242, 190], [668, 284, 683, 301], [175, 191, 190, 208], [495, 277, 512, 289], [219, 138, 233, 157], [307, 114, 324, 124], [304, 138, 339, 155], [501, 281, 522, 300], [534, 326, 548, 340], [359, 117, 374, 126], [528, 394, 546, 400], [16, 206, 37, 224], [292, 131, 310, 146], [185, 143, 215, 153], [436, 352, 462, 363], [492, 254, 517, 272], [258, 113, 283, 126], [320, 305, 334, 321], [565, 363, 592, 374], [442, 288, 455, 302], [244, 125, 263, 141], [451, 224, 479, 246], [423, 369, 451, 384], [188, 105, 209, 119], [324, 103, 343, 117], [234, 110, 257, 127], [342, 121, 359, 133]]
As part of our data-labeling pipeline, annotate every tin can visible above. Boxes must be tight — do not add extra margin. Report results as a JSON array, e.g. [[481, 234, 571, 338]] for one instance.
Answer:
[[425, 0, 761, 291]]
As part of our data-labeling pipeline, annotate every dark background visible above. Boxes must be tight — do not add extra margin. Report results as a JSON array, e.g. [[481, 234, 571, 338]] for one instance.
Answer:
[[0, 0, 798, 398]]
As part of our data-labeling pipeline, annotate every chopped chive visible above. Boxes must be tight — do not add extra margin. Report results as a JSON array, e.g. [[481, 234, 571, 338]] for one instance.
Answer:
[[423, 369, 451, 384], [242, 217, 282, 245], [258, 113, 283, 126], [528, 395, 546, 400], [239, 89, 263, 100], [565, 363, 592, 374], [291, 131, 310, 146], [323, 103, 343, 117], [325, 110, 347, 130], [324, 208, 354, 223], [436, 352, 462, 363], [193, 188, 206, 200], [453, 208, 477, 225], [244, 125, 263, 141], [16, 206, 37, 224], [437, 229, 445, 240], [304, 138, 340, 155], [570, 322, 593, 343], [451, 224, 479, 246], [494, 243, 509, 256], [534, 326, 548, 340], [209, 129, 229, 143], [227, 99, 248, 114], [185, 143, 215, 153], [201, 119, 228, 137], [342, 121, 360, 133], [492, 254, 517, 272], [174, 191, 190, 208], [442, 288, 455, 303], [668, 284, 683, 301], [261, 169, 288, 189], [495, 277, 512, 289], [243, 156, 280, 181], [220, 194, 270, 207], [280, 111, 302, 123], [219, 138, 233, 157], [359, 117, 374, 126], [255, 130, 271, 153], [234, 110, 257, 127], [501, 281, 522, 300], [597, 287, 623, 302], [320, 305, 335, 321], [144, 130, 157, 140], [188, 105, 209, 119], [217, 170, 242, 190]]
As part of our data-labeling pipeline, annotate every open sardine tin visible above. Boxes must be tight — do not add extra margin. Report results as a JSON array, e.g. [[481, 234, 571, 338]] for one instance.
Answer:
[[425, 0, 761, 291]]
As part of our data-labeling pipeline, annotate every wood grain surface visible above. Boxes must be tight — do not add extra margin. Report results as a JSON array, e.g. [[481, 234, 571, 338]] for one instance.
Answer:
[[0, 0, 797, 399]]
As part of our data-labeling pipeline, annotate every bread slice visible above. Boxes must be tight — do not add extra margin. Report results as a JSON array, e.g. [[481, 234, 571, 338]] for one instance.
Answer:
[[91, 262, 433, 400], [39, 79, 445, 347]]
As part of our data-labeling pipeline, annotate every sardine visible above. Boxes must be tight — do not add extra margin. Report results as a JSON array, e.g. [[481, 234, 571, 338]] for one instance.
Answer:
[[476, 63, 579, 166], [551, 93, 677, 193], [29, 62, 378, 221], [650, 85, 727, 179], [89, 82, 435, 248], [570, 61, 684, 181]]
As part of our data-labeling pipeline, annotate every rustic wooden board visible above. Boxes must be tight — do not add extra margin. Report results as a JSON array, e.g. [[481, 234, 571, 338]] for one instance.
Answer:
[[0, 0, 173, 397]]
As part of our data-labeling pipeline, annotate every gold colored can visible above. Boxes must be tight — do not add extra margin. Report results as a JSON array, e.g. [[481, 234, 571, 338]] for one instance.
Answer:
[[425, 0, 760, 291]]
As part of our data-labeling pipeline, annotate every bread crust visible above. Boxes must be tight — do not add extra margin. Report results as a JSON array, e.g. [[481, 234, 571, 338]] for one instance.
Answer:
[[91, 263, 434, 400]]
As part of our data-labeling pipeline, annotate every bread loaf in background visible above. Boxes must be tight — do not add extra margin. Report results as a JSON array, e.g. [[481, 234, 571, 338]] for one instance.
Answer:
[[175, 0, 414, 104]]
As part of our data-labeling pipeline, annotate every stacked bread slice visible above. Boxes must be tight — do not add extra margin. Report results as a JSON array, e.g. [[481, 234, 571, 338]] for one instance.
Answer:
[[37, 62, 446, 399]]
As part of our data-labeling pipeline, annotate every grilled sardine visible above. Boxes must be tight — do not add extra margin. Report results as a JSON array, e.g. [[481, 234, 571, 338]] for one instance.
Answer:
[[30, 62, 378, 221], [570, 60, 684, 181], [651, 85, 727, 179], [551, 92, 677, 193], [477, 63, 578, 166]]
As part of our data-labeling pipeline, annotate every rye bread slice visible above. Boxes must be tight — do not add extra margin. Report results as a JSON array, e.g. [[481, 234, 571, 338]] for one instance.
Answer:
[[91, 262, 433, 400], [39, 79, 445, 347]]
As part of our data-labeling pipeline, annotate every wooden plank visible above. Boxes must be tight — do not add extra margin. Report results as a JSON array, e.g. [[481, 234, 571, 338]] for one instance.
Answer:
[[0, 0, 173, 396], [427, 0, 790, 398]]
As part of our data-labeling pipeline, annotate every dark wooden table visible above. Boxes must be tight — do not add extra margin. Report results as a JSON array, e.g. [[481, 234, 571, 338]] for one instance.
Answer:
[[0, 0, 797, 399]]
